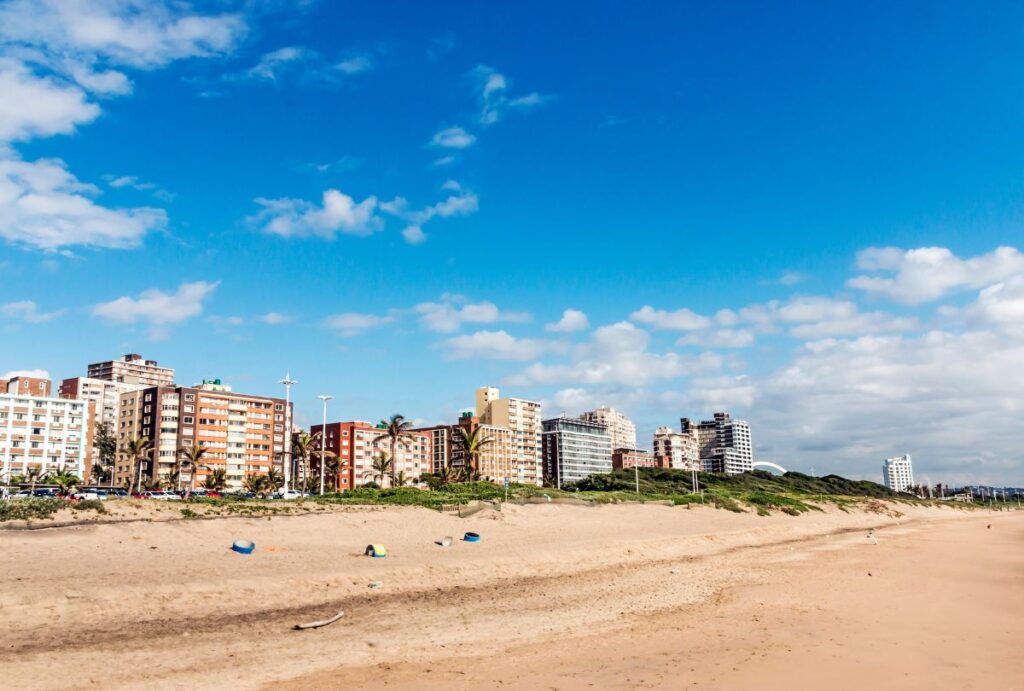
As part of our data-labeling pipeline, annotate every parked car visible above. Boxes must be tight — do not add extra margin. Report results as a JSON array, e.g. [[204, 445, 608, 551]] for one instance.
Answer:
[[71, 490, 99, 501], [273, 489, 304, 500], [141, 491, 181, 501], [105, 489, 128, 498], [31, 488, 59, 497], [6, 490, 31, 500]]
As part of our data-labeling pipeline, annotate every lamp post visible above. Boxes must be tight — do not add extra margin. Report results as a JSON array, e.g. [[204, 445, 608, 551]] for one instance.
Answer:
[[279, 373, 296, 493], [317, 394, 333, 495]]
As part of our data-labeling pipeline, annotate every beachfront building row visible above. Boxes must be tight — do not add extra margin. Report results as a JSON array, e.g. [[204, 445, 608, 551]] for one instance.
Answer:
[[113, 380, 290, 491], [651, 412, 754, 475], [311, 421, 433, 490], [0, 376, 91, 481], [542, 415, 613, 486]]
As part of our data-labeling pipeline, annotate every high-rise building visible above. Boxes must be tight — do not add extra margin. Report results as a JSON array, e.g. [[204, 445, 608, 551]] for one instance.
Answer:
[[680, 412, 753, 475], [542, 415, 612, 486], [653, 426, 700, 470], [883, 454, 914, 493], [0, 379, 90, 481], [88, 354, 174, 387], [312, 421, 432, 490], [60, 377, 145, 468], [476, 386, 542, 485], [114, 380, 288, 491], [579, 406, 637, 451], [416, 413, 518, 483]]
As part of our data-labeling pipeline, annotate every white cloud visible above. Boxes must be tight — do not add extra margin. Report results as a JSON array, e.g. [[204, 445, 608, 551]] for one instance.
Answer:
[[259, 311, 290, 325], [414, 296, 529, 333], [2, 368, 49, 380], [0, 300, 65, 323], [545, 308, 589, 333], [431, 126, 476, 149], [402, 225, 426, 245], [719, 296, 920, 339], [244, 46, 309, 82], [0, 156, 167, 250], [507, 321, 723, 387], [0, 0, 247, 69], [630, 305, 711, 331], [381, 184, 479, 244], [323, 312, 394, 336], [335, 54, 372, 75], [751, 327, 1024, 484], [777, 271, 804, 286], [0, 58, 99, 142], [678, 329, 755, 348], [251, 189, 382, 239], [431, 155, 455, 167], [472, 64, 550, 126], [93, 280, 218, 338], [847, 246, 1024, 304], [442, 330, 560, 361]]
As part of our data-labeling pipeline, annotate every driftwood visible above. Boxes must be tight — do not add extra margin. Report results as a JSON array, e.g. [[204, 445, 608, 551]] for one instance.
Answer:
[[293, 611, 345, 630]]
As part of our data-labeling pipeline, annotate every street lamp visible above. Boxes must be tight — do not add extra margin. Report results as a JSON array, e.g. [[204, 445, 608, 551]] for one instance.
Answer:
[[317, 394, 333, 495], [279, 373, 297, 493]]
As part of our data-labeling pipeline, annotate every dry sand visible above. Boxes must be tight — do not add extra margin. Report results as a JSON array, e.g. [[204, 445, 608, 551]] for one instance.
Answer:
[[0, 500, 1019, 690]]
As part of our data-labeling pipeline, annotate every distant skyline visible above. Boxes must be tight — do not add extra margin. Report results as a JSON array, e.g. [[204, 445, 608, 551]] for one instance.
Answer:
[[3, 1, 1024, 484]]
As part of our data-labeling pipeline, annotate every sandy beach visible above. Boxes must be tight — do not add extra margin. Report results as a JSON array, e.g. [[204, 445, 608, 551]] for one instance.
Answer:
[[1, 501, 1020, 690]]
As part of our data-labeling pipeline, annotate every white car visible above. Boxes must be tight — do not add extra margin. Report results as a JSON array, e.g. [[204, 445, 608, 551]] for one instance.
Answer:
[[273, 489, 304, 500], [142, 491, 181, 501], [72, 490, 100, 501]]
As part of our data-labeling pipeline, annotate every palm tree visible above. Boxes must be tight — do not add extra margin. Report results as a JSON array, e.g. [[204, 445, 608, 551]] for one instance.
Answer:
[[243, 474, 271, 497], [375, 414, 415, 486], [267, 467, 284, 493], [394, 470, 412, 487], [179, 444, 210, 492], [312, 444, 336, 495], [49, 469, 80, 497], [456, 425, 493, 482], [122, 437, 153, 495], [26, 467, 42, 493], [291, 431, 320, 493], [89, 463, 111, 485], [203, 468, 227, 491], [362, 451, 393, 486], [163, 470, 180, 491]]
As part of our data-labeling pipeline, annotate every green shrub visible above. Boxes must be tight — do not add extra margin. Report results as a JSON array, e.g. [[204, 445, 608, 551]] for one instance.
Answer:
[[0, 498, 64, 521], [69, 499, 107, 514]]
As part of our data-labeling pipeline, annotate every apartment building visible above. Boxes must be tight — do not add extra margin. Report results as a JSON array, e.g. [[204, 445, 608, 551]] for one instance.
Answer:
[[476, 386, 543, 485], [312, 421, 432, 489], [60, 377, 145, 467], [883, 454, 914, 493], [579, 406, 637, 451], [612, 448, 661, 470], [653, 426, 700, 470], [88, 353, 174, 387], [542, 415, 612, 487], [680, 412, 754, 475], [114, 380, 288, 491], [0, 381, 90, 481], [4, 375, 53, 397]]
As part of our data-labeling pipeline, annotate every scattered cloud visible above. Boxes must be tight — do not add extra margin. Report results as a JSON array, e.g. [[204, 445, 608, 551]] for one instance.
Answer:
[[472, 65, 551, 126], [442, 330, 562, 361], [414, 295, 530, 333], [93, 280, 219, 338], [545, 308, 589, 333], [0, 300, 65, 323], [243, 46, 310, 82], [848, 246, 1024, 304], [307, 156, 362, 174], [250, 189, 382, 239], [104, 173, 173, 201], [259, 311, 291, 325], [507, 322, 723, 387], [323, 312, 394, 336], [334, 53, 372, 75], [0, 156, 167, 251], [381, 182, 479, 244], [630, 305, 711, 331], [431, 126, 476, 149], [2, 368, 49, 380], [777, 271, 804, 286], [678, 329, 755, 348], [0, 57, 99, 142]]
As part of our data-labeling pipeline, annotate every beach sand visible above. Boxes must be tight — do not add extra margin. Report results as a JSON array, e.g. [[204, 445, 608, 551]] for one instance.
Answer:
[[0, 501, 1019, 690]]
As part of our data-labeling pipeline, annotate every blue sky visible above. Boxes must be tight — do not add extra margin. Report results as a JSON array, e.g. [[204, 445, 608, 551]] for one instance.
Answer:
[[3, 0, 1024, 484]]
